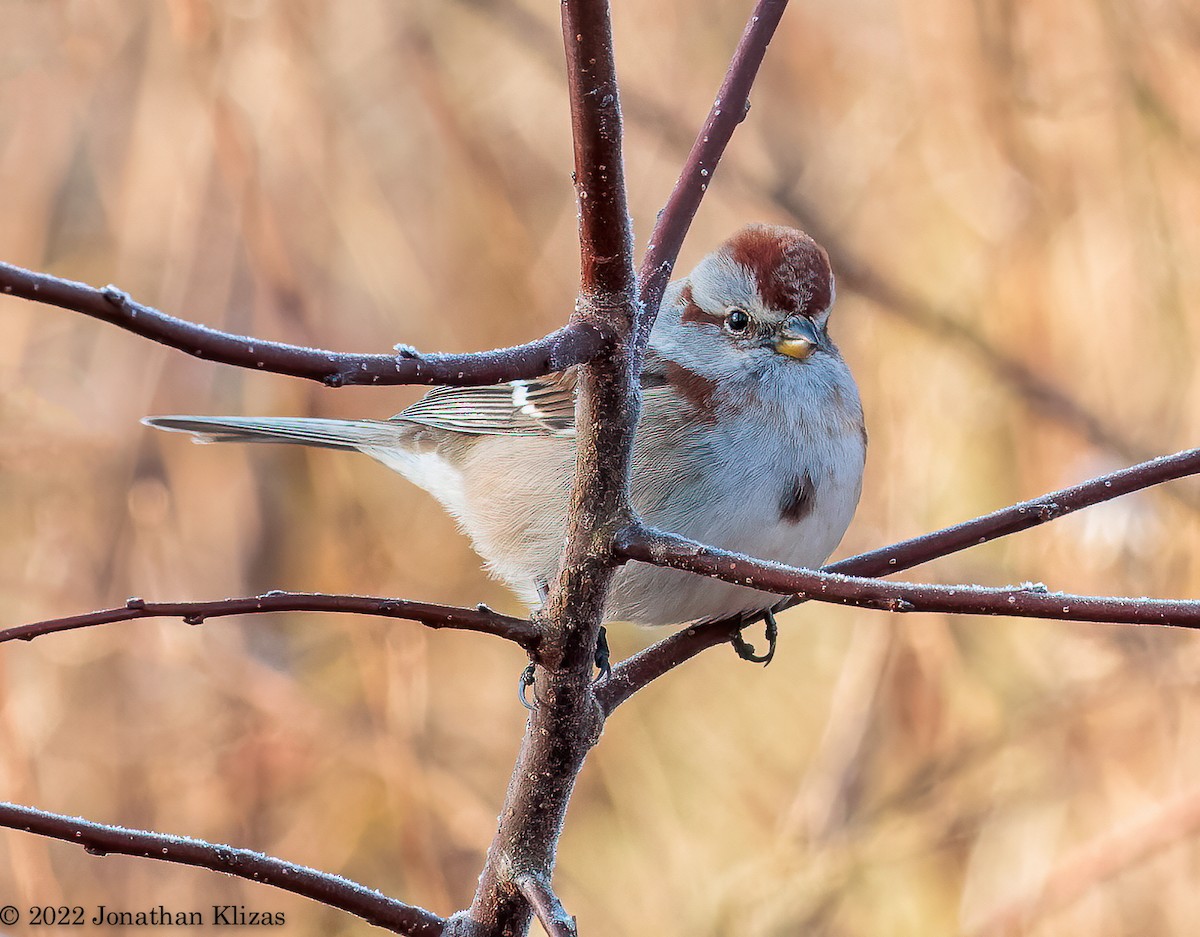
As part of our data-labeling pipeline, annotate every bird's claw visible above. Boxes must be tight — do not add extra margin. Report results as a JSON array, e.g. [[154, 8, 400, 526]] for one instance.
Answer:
[[593, 625, 611, 683], [519, 624, 610, 708], [517, 662, 537, 710], [731, 609, 778, 665]]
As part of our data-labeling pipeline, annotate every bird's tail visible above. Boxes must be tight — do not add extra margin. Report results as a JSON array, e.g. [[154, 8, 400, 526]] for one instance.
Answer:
[[143, 415, 412, 451]]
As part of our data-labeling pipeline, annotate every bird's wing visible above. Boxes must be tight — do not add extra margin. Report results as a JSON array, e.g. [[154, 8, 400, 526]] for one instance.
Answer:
[[395, 354, 678, 437], [394, 371, 579, 436]]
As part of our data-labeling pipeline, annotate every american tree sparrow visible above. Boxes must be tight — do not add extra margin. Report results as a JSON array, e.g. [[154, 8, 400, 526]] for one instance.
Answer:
[[147, 225, 867, 630]]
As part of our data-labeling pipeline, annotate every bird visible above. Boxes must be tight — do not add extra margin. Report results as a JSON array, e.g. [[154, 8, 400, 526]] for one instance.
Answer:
[[146, 224, 867, 637]]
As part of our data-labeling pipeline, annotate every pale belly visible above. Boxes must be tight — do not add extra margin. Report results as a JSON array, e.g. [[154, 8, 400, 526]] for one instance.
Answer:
[[376, 394, 865, 627]]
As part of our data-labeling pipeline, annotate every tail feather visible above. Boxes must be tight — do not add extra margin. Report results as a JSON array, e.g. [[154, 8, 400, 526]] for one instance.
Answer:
[[143, 415, 409, 451]]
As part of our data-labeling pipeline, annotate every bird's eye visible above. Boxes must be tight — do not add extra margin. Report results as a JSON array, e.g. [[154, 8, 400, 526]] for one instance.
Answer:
[[725, 308, 750, 333]]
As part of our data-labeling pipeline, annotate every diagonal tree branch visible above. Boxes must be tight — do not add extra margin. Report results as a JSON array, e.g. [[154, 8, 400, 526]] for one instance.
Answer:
[[618, 523, 1200, 625], [598, 447, 1200, 713], [826, 447, 1200, 580], [0, 264, 608, 387], [0, 592, 538, 650], [514, 872, 578, 937], [0, 802, 445, 936], [636, 0, 788, 324]]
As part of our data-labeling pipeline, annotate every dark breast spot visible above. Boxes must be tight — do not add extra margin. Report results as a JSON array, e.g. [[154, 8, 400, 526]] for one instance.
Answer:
[[780, 472, 817, 524]]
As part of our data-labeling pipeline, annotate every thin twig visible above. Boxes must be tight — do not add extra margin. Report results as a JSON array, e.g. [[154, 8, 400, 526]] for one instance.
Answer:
[[0, 262, 608, 387], [829, 447, 1200, 579], [618, 523, 1200, 625], [513, 872, 578, 937], [636, 0, 788, 324], [0, 802, 445, 936], [599, 447, 1200, 712], [0, 591, 539, 650]]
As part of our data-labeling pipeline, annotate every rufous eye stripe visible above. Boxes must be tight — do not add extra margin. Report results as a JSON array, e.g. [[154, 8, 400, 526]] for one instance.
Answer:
[[678, 284, 724, 326]]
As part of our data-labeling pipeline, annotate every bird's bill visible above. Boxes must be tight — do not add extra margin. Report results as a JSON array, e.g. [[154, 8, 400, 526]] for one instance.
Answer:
[[774, 316, 820, 360]]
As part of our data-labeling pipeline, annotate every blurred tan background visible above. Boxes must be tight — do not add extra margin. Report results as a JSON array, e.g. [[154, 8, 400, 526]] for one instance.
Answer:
[[2, 0, 1200, 933]]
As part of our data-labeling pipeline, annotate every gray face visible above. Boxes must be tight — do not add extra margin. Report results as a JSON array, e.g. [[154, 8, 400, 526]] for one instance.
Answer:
[[663, 225, 838, 376]]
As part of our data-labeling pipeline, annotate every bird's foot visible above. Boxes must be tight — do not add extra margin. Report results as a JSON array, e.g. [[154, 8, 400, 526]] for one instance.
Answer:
[[517, 625, 610, 709], [730, 609, 778, 665]]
